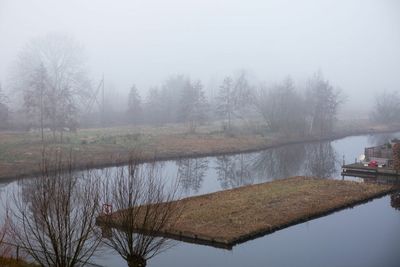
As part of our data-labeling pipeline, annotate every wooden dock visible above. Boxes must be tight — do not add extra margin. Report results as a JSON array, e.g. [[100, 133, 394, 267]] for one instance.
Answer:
[[342, 163, 400, 178]]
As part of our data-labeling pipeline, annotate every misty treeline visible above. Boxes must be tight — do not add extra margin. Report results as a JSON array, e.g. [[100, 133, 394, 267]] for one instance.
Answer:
[[1, 34, 399, 136], [369, 91, 400, 124], [0, 83, 8, 130], [125, 71, 345, 138]]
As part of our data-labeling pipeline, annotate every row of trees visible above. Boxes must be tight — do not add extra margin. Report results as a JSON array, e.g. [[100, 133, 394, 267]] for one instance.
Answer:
[[2, 34, 345, 137], [125, 72, 343, 137], [253, 74, 344, 136], [1, 64, 345, 138], [126, 72, 253, 132], [3, 34, 400, 137], [370, 91, 400, 124], [127, 76, 208, 132]]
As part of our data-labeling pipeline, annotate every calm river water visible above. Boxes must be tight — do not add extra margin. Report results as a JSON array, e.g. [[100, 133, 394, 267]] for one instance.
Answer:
[[1, 132, 400, 267]]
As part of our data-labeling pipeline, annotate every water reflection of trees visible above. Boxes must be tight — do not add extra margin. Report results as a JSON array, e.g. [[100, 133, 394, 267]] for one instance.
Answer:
[[304, 142, 338, 178], [176, 158, 209, 194], [251, 144, 307, 180], [391, 192, 400, 211], [214, 141, 339, 189], [215, 155, 253, 189]]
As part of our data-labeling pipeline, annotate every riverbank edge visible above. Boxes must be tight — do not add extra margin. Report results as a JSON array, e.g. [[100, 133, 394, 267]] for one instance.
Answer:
[[2, 124, 400, 181]]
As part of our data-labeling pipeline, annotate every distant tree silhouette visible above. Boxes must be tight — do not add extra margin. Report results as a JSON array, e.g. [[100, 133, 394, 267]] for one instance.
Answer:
[[370, 90, 400, 124], [127, 84, 142, 124]]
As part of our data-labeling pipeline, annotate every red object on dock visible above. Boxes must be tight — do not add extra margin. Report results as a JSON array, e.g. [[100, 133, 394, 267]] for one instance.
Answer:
[[368, 160, 378, 167]]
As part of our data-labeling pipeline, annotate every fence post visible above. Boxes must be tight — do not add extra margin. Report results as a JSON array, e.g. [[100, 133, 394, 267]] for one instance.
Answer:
[[16, 245, 19, 261]]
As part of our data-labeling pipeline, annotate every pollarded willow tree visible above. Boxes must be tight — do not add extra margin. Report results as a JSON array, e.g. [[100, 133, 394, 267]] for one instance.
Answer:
[[9, 156, 103, 267], [99, 157, 181, 267], [10, 33, 91, 141]]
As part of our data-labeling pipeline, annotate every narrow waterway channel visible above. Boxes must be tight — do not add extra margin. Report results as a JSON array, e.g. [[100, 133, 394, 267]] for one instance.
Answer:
[[1, 132, 400, 267]]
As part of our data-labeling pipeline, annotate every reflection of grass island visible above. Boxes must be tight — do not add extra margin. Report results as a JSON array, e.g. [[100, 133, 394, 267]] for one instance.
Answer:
[[98, 177, 396, 249]]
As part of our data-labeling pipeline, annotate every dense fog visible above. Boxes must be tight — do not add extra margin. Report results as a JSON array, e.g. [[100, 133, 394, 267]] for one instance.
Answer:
[[0, 0, 399, 129]]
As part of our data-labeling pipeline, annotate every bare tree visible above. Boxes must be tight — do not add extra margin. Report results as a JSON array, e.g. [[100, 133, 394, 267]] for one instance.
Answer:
[[9, 156, 102, 267], [98, 157, 181, 267], [127, 84, 142, 124], [20, 63, 48, 141], [143, 87, 163, 125], [216, 72, 253, 131], [253, 77, 307, 136], [216, 77, 235, 130], [370, 90, 400, 124], [178, 80, 208, 132], [10, 33, 91, 141], [305, 72, 344, 137], [0, 216, 12, 261]]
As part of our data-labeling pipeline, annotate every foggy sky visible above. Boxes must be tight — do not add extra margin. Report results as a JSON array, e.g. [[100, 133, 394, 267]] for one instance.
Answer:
[[1, 0, 399, 111]]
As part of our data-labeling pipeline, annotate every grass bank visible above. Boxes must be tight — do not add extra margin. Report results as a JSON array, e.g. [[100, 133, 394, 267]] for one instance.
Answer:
[[0, 257, 37, 267], [1, 119, 400, 180], [99, 177, 395, 249]]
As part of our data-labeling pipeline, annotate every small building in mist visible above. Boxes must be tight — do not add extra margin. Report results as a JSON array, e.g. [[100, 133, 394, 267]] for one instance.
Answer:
[[364, 139, 400, 169]]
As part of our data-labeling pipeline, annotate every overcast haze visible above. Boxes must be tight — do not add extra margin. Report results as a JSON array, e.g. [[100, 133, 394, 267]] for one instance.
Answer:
[[1, 0, 400, 111]]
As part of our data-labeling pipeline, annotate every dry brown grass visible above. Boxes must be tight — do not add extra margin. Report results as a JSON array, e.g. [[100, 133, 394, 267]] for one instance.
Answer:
[[1, 120, 399, 180], [104, 177, 394, 247], [0, 257, 38, 267]]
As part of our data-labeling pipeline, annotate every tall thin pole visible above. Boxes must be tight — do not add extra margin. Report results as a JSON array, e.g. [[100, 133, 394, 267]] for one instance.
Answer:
[[101, 74, 105, 127]]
